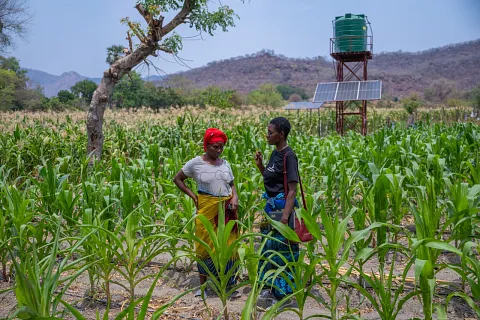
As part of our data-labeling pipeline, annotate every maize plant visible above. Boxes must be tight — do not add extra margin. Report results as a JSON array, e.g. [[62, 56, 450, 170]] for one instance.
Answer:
[[0, 109, 478, 319]]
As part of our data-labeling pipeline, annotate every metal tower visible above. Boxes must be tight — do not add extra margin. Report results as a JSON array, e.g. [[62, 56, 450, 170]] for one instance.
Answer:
[[330, 14, 373, 135]]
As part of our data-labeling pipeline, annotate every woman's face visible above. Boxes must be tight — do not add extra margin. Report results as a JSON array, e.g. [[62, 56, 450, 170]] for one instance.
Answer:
[[266, 124, 283, 145], [206, 142, 225, 159]]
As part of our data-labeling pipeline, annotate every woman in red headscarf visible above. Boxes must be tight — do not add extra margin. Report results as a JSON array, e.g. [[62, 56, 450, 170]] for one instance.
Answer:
[[173, 128, 240, 299]]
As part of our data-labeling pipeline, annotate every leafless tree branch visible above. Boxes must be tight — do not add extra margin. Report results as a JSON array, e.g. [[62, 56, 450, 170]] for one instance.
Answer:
[[0, 0, 32, 51]]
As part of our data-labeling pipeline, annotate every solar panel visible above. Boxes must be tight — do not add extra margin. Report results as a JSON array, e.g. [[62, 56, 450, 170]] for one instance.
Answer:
[[312, 80, 382, 102], [313, 82, 337, 103], [358, 80, 382, 100], [335, 81, 360, 101], [284, 101, 325, 110]]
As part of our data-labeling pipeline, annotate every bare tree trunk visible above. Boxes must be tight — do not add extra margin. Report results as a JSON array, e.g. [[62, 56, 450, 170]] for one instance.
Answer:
[[86, 44, 155, 160], [85, 2, 192, 160]]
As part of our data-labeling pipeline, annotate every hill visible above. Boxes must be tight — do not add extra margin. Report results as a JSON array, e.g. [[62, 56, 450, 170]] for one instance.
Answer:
[[155, 40, 480, 98], [25, 69, 101, 97], [24, 69, 165, 98], [24, 40, 480, 98]]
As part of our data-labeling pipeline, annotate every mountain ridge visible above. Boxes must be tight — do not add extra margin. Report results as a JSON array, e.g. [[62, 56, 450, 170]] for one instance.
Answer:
[[154, 39, 480, 98], [25, 39, 480, 98]]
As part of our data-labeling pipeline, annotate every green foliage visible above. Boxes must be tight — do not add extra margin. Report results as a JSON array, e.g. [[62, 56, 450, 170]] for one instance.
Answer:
[[160, 33, 183, 54], [57, 90, 76, 104], [247, 83, 284, 108], [0, 112, 479, 319], [187, 4, 238, 36], [17, 87, 47, 111], [111, 74, 244, 109], [143, 82, 184, 110], [112, 71, 145, 108], [119, 0, 239, 59], [71, 79, 97, 103], [0, 56, 27, 78], [276, 84, 308, 101], [402, 93, 422, 115], [0, 69, 17, 110], [199, 86, 242, 109], [0, 56, 47, 111], [40, 96, 69, 111]]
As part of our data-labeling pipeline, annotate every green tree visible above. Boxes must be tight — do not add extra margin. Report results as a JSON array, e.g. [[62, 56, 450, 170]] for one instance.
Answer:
[[87, 0, 241, 159], [16, 86, 44, 110], [247, 83, 284, 108], [106, 45, 125, 65], [0, 69, 17, 110], [199, 86, 239, 108], [143, 82, 184, 111], [112, 71, 145, 108], [0, 56, 26, 78], [57, 90, 76, 103], [0, 55, 44, 110], [402, 93, 422, 115], [71, 79, 97, 103], [276, 84, 308, 100], [402, 93, 423, 127]]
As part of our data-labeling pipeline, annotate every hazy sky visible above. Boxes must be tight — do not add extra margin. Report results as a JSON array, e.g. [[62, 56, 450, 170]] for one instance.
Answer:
[[9, 0, 480, 78]]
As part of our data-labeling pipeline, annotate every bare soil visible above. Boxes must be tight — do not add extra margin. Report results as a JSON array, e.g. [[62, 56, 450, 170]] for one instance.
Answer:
[[0, 246, 476, 320]]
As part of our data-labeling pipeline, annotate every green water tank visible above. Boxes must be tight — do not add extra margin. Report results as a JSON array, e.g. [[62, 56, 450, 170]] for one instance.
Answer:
[[334, 13, 367, 53]]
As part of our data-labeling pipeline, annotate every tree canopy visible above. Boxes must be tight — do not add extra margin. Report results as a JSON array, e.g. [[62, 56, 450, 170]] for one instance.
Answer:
[[71, 80, 98, 103], [87, 0, 242, 159]]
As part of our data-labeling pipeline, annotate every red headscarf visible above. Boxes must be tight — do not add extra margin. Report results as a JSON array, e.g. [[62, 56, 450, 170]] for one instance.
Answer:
[[203, 128, 228, 151]]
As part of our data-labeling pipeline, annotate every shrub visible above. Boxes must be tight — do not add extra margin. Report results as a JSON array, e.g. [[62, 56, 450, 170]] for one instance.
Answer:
[[247, 83, 284, 108], [276, 84, 308, 100], [57, 90, 76, 104], [289, 93, 302, 102], [402, 93, 422, 115]]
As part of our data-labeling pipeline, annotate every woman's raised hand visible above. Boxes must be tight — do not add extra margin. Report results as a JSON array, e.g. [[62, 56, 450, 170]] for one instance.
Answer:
[[254, 151, 263, 167]]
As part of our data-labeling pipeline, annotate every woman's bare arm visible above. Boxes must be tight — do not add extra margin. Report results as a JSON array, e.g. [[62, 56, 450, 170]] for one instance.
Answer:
[[173, 170, 198, 208], [281, 182, 297, 224]]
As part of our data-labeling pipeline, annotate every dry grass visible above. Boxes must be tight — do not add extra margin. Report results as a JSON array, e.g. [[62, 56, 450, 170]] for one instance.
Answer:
[[1, 104, 476, 133], [0, 106, 284, 132]]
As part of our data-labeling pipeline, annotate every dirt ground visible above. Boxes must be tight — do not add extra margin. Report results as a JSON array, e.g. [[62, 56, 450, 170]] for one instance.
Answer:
[[0, 246, 477, 320], [0, 217, 476, 319]]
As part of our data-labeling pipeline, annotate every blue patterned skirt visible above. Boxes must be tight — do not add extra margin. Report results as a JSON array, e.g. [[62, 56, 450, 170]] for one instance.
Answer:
[[198, 257, 237, 287], [258, 195, 299, 299]]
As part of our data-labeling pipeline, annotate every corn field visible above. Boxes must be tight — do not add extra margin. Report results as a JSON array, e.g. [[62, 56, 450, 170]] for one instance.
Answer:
[[0, 108, 479, 319]]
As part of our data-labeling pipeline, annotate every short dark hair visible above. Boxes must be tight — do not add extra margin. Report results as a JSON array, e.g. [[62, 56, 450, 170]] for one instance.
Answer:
[[269, 117, 291, 139]]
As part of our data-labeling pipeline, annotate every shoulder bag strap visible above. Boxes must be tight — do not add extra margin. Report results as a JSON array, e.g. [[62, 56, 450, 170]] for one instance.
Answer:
[[283, 151, 308, 210]]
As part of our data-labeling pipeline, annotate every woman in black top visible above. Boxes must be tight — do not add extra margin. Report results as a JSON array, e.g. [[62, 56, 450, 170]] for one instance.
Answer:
[[254, 117, 299, 303]]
